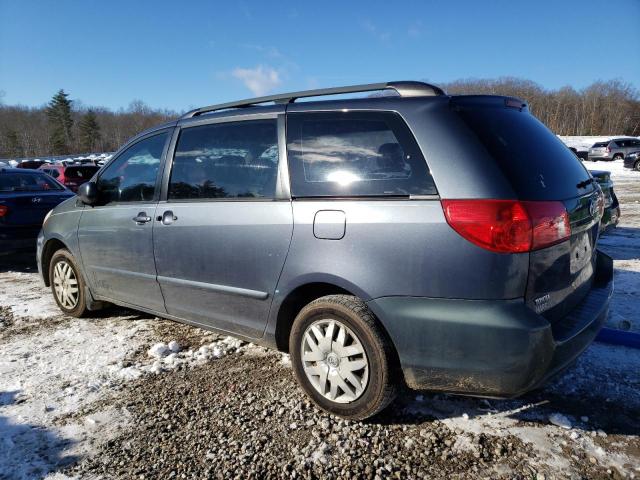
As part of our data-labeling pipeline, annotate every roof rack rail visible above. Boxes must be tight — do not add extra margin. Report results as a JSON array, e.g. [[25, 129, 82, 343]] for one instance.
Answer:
[[182, 81, 445, 119]]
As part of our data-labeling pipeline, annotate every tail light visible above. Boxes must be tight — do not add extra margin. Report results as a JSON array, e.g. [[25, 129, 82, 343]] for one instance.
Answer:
[[606, 146, 611, 153], [442, 199, 571, 253], [0, 205, 8, 217]]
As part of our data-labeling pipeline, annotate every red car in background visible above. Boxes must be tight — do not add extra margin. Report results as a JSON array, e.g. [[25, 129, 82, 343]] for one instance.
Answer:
[[39, 163, 100, 192]]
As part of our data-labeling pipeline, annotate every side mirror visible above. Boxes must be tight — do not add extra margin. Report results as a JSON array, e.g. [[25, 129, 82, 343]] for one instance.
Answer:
[[77, 181, 98, 206]]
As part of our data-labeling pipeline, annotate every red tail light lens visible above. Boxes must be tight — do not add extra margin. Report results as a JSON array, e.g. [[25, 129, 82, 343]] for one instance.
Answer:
[[0, 205, 8, 217], [442, 199, 571, 253]]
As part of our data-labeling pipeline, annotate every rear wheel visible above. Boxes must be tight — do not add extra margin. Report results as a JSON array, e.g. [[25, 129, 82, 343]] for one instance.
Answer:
[[612, 153, 623, 161], [49, 249, 88, 317], [289, 295, 397, 420], [635, 160, 640, 172]]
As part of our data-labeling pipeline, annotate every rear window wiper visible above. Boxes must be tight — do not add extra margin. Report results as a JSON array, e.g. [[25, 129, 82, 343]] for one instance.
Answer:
[[576, 178, 595, 189]]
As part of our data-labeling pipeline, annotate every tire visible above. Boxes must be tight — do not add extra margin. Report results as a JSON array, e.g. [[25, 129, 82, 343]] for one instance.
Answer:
[[49, 249, 89, 317], [289, 295, 398, 420], [635, 160, 640, 172], [612, 154, 623, 161]]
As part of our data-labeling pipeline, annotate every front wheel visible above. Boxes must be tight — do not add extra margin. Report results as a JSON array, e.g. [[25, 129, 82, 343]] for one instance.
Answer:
[[49, 249, 89, 317], [635, 160, 640, 172], [289, 295, 398, 420]]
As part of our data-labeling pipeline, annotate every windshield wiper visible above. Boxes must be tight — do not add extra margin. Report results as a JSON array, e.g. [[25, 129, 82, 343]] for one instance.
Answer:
[[576, 178, 595, 189]]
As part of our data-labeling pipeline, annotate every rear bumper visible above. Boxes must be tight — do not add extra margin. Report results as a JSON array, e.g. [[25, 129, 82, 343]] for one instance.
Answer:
[[367, 251, 613, 397], [588, 155, 611, 161]]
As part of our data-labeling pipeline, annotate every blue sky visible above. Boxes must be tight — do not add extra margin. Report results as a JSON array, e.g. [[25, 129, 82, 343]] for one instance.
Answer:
[[1, 0, 639, 112]]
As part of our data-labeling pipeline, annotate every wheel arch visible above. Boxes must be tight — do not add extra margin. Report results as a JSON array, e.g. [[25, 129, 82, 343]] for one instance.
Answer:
[[272, 275, 400, 369], [41, 237, 69, 286]]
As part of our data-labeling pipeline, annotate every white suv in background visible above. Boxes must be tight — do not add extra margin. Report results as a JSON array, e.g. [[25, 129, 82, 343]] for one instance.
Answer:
[[588, 137, 640, 161]]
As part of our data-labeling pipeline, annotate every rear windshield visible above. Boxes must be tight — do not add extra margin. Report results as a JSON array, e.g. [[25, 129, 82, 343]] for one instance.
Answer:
[[65, 166, 99, 179], [592, 142, 609, 148], [454, 105, 594, 200], [0, 172, 64, 192]]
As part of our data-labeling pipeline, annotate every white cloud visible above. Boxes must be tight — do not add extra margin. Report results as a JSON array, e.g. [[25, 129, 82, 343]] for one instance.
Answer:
[[361, 19, 391, 42], [231, 65, 282, 96]]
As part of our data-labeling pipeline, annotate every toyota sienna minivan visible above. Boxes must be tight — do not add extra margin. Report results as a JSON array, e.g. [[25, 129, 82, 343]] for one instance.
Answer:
[[38, 81, 612, 419]]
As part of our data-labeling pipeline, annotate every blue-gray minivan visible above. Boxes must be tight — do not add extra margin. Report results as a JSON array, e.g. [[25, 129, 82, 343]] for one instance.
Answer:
[[38, 82, 613, 419]]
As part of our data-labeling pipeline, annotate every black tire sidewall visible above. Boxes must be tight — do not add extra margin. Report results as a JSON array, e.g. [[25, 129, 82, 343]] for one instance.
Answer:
[[635, 160, 640, 172], [49, 249, 87, 317], [290, 300, 392, 419]]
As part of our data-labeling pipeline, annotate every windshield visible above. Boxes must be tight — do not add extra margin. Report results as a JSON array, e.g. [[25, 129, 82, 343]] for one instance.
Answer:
[[0, 172, 65, 192]]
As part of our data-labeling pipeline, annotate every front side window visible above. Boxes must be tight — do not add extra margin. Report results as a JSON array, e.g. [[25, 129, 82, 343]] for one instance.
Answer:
[[97, 132, 168, 204], [287, 111, 436, 197], [169, 120, 278, 200]]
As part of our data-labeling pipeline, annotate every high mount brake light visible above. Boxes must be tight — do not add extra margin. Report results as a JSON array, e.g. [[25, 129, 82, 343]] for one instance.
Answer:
[[442, 199, 571, 254]]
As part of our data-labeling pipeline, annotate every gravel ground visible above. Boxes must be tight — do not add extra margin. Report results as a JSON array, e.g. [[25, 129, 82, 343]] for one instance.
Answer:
[[1, 160, 639, 479], [63, 345, 639, 480]]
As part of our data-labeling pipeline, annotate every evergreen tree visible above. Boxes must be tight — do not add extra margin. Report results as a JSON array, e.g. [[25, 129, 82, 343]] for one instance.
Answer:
[[78, 110, 101, 152], [46, 89, 74, 154], [3, 129, 24, 158]]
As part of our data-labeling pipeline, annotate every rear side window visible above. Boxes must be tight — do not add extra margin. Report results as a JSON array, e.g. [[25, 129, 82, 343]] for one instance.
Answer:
[[454, 105, 593, 200], [169, 120, 278, 200], [287, 111, 436, 197], [592, 142, 609, 148], [0, 172, 64, 192]]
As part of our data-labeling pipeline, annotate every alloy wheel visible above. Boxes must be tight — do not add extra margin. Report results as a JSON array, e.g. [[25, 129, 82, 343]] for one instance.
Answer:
[[53, 260, 79, 310]]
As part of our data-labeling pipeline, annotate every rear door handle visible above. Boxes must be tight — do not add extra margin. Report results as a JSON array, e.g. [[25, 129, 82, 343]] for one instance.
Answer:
[[157, 210, 178, 225], [132, 212, 152, 224]]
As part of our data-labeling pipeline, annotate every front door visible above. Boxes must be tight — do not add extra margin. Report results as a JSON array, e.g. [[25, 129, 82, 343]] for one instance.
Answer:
[[78, 130, 171, 312], [153, 116, 293, 338]]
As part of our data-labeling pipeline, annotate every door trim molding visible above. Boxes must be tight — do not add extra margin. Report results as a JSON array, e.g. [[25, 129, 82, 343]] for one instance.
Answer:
[[90, 264, 157, 281], [157, 275, 269, 300]]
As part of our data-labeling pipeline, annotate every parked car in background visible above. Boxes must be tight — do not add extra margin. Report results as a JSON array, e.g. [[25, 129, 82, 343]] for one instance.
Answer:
[[624, 151, 640, 171], [17, 160, 49, 169], [61, 158, 98, 166], [588, 137, 640, 161], [568, 147, 589, 162], [39, 163, 100, 192], [589, 170, 620, 232], [0, 168, 74, 255], [38, 81, 612, 419]]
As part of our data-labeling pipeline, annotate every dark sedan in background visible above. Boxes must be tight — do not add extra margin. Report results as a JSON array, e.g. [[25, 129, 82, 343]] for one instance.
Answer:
[[0, 168, 74, 255], [624, 151, 640, 171]]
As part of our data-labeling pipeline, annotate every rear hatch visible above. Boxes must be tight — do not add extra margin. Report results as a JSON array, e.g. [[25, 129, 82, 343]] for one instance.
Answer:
[[452, 97, 602, 322], [63, 165, 100, 190], [589, 142, 609, 156]]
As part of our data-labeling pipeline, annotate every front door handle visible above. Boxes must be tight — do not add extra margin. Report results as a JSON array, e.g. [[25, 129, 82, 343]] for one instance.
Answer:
[[132, 212, 151, 224], [157, 210, 178, 225]]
